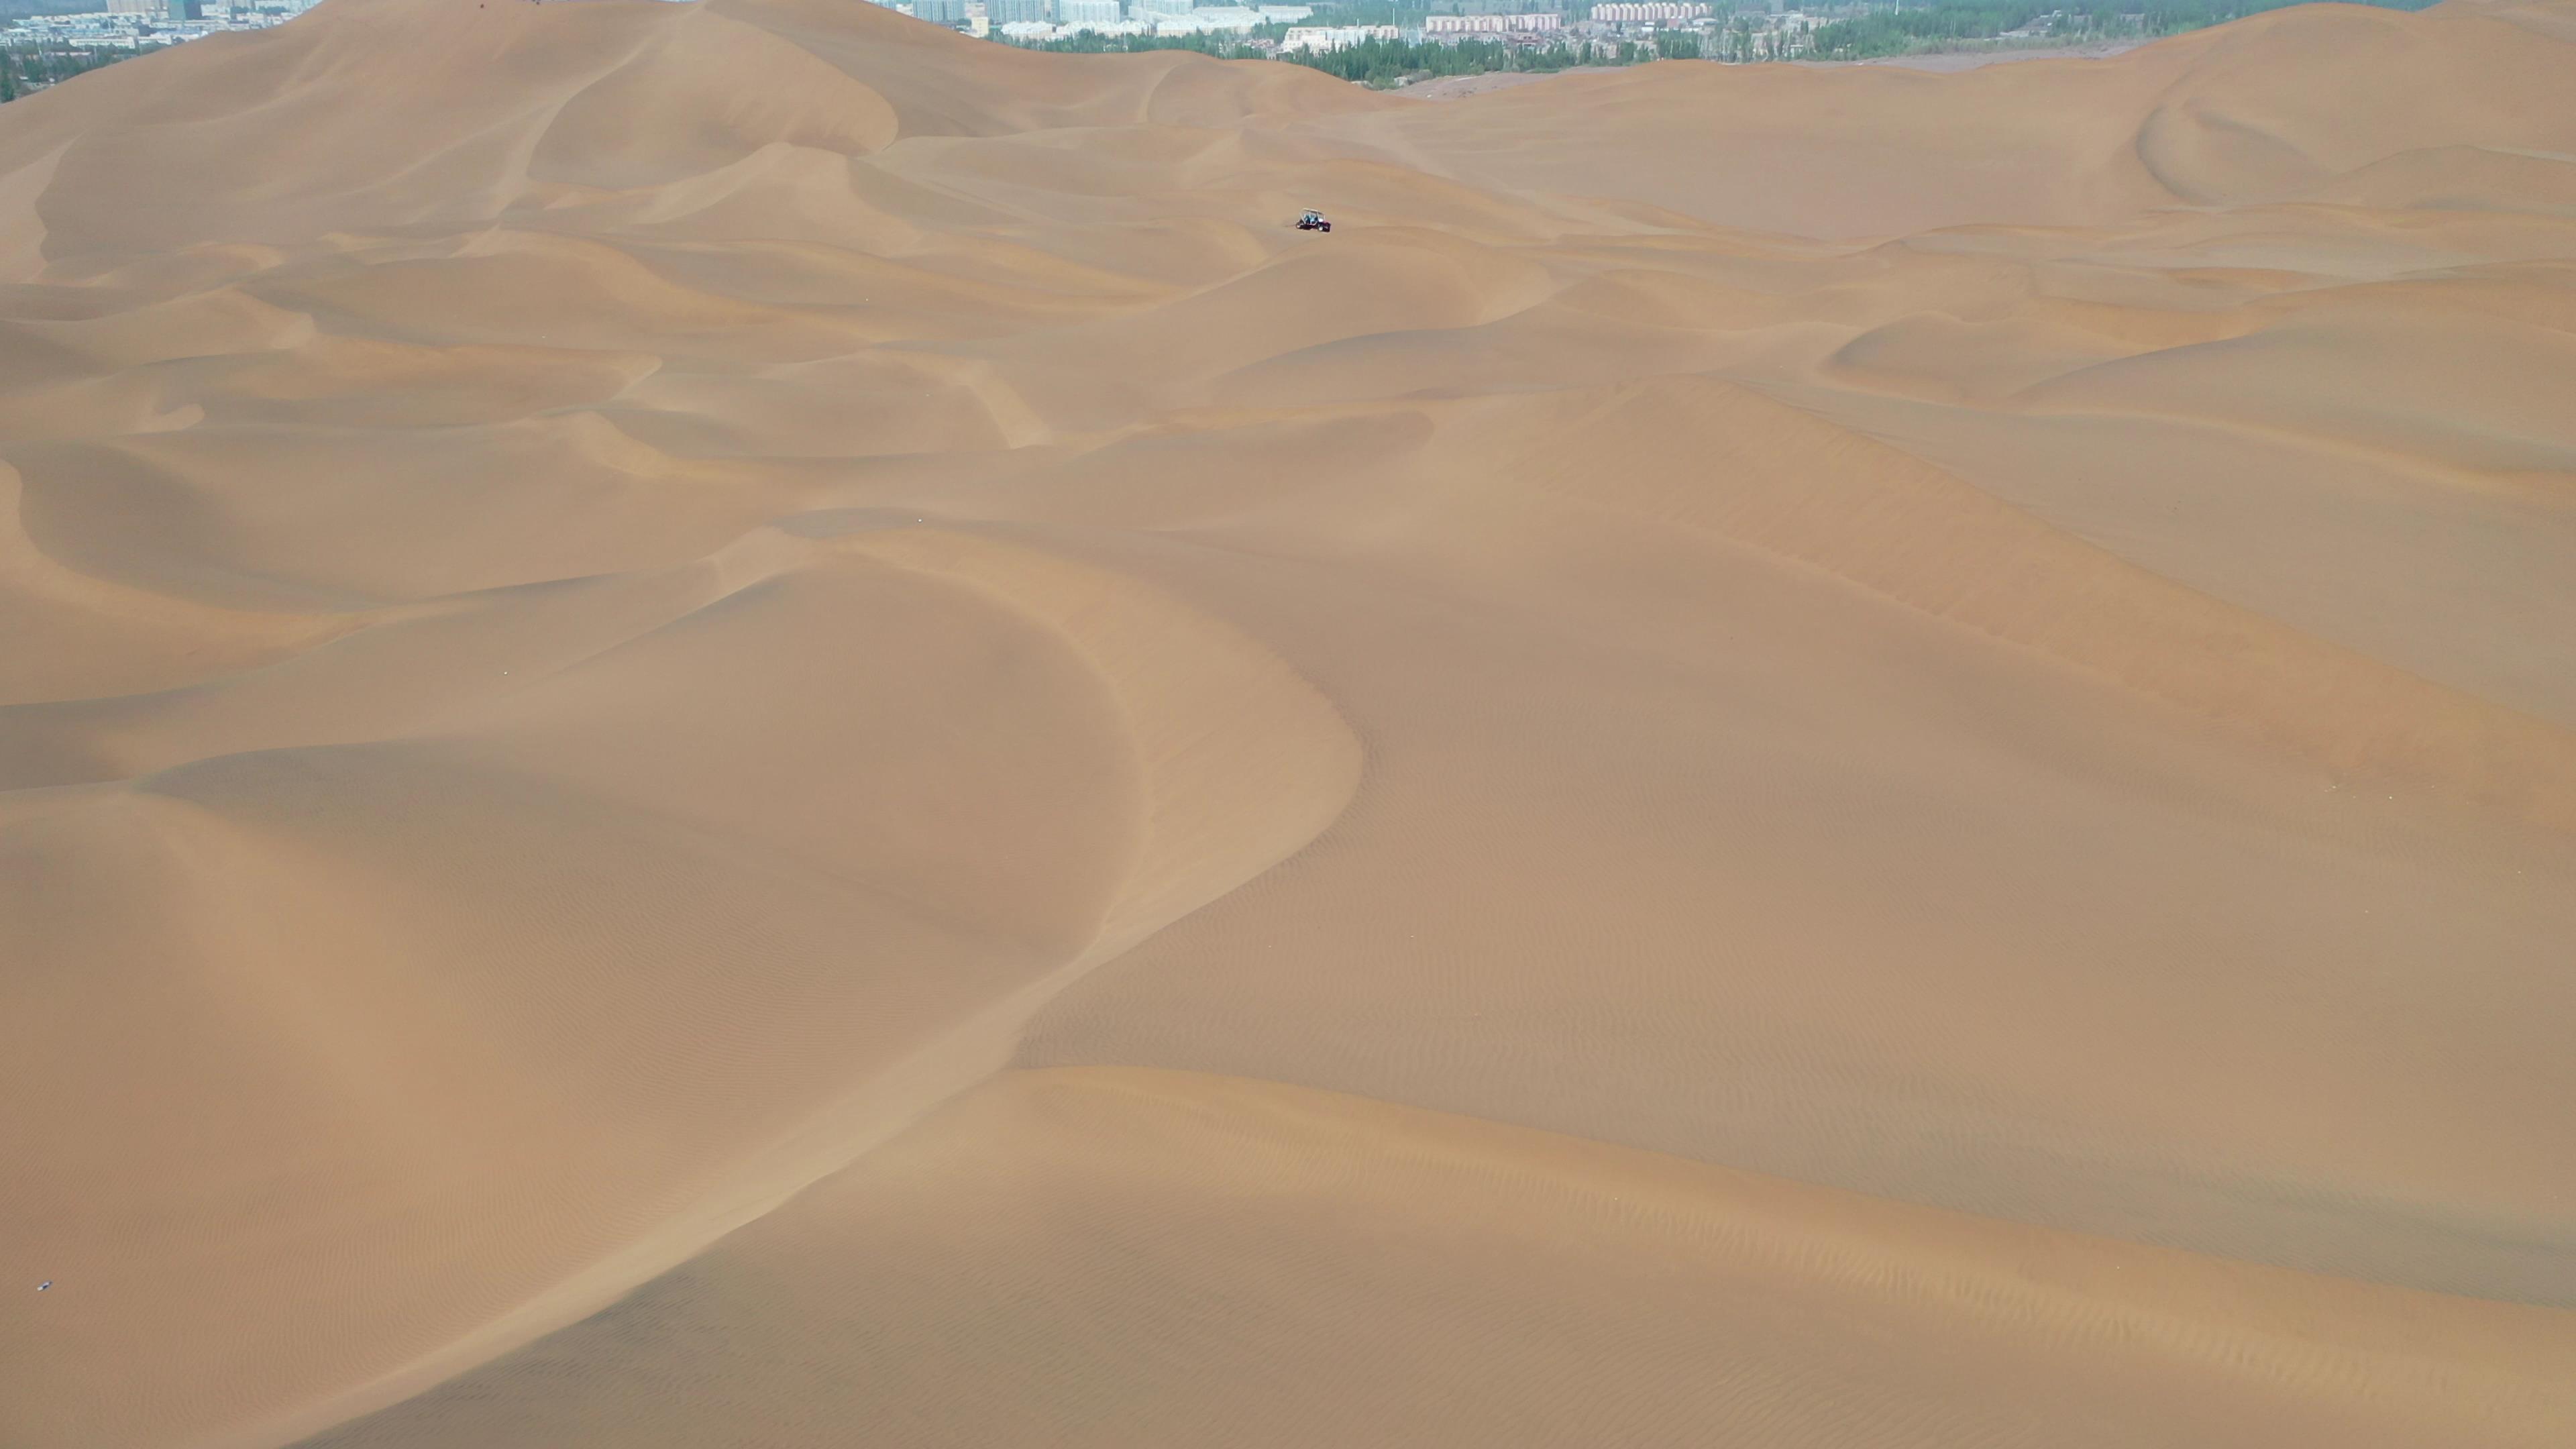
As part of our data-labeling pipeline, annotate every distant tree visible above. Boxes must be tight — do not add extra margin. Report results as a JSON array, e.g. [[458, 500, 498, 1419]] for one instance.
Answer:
[[0, 42, 130, 96], [1801, 0, 2436, 60]]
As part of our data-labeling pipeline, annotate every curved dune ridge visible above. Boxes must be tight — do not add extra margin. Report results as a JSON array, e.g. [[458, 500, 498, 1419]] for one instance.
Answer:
[[1, 1, 2573, 1446]]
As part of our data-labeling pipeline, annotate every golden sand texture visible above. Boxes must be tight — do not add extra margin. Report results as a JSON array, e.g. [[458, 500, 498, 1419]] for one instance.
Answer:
[[1, 1, 2573, 1445]]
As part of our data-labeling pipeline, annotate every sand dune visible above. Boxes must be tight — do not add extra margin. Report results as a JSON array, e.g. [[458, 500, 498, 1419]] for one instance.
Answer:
[[2, 1, 2573, 1446], [299, 1067, 2576, 1449]]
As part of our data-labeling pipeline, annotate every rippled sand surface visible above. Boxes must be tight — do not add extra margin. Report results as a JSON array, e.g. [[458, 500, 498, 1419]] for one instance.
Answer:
[[2, 1, 2573, 1445]]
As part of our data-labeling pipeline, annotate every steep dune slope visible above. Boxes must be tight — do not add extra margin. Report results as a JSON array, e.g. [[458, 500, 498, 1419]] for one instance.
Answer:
[[301, 1069, 2576, 1449], [3, 1, 2574, 1446], [3, 524, 1360, 1449]]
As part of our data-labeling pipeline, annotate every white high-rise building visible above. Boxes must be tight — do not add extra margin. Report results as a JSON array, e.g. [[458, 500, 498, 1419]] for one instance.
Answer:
[[1057, 0, 1122, 23], [1425, 11, 1558, 31], [1591, 3, 1708, 20], [1279, 23, 1396, 50]]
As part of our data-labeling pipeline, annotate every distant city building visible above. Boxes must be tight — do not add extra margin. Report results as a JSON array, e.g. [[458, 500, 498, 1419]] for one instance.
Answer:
[[1256, 4, 1313, 19], [1132, 0, 1191, 17], [1591, 1, 1706, 19], [1148, 7, 1264, 34], [987, 0, 1046, 21], [1425, 11, 1558, 32], [1055, 0, 1122, 23], [1279, 22, 1396, 50], [1186, 5, 1263, 30], [912, 0, 969, 21]]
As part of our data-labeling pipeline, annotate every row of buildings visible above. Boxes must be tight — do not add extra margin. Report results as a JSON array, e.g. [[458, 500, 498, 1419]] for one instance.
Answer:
[[101, 0, 321, 19], [902, 0, 1313, 32], [983, 7, 1399, 51], [1280, 23, 1397, 50], [1589, 3, 1709, 21], [880, 0, 1768, 49], [5, 0, 321, 53], [1421, 13, 1560, 33]]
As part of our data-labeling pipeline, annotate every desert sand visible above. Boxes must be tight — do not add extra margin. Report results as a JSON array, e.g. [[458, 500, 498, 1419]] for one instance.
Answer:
[[1, 1, 2573, 1446]]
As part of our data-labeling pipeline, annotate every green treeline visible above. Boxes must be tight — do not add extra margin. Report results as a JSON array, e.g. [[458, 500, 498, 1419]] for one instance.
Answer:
[[1291, 38, 1563, 83], [1021, 29, 1273, 54], [1012, 1, 2443, 83], [1804, 0, 2434, 60], [1280, 34, 1699, 84], [0, 43, 133, 101], [1022, 33, 1699, 85]]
